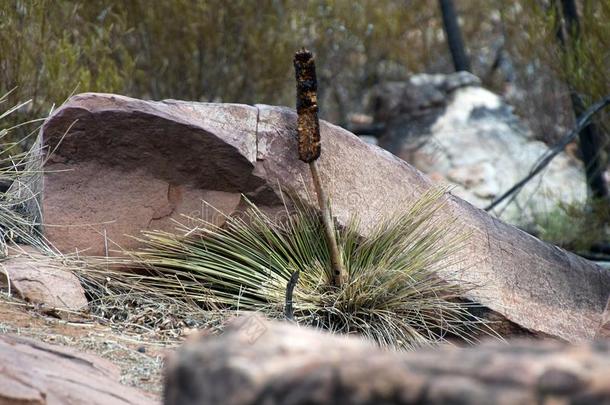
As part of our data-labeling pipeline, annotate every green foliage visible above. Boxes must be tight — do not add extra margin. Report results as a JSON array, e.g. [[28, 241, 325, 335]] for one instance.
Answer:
[[0, 0, 474, 128], [533, 198, 610, 252], [500, 1, 610, 135], [0, 1, 135, 124], [6, 0, 603, 132], [501, 2, 610, 243], [79, 190, 490, 349]]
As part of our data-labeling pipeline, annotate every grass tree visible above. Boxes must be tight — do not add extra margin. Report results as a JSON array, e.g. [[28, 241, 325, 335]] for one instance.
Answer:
[[293, 49, 347, 288], [65, 52, 493, 349], [82, 189, 487, 349]]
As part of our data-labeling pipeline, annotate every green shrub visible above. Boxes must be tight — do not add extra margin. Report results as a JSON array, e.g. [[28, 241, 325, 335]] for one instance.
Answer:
[[77, 190, 491, 349], [533, 198, 610, 252], [501, 1, 610, 141]]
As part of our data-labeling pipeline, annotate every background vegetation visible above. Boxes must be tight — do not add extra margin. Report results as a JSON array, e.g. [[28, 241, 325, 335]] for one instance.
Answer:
[[1, 0, 609, 251], [2, 1, 608, 139]]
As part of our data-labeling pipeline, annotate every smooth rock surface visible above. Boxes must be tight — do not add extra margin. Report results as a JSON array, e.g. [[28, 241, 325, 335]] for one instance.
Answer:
[[164, 316, 610, 405], [40, 93, 610, 342], [369, 72, 587, 225], [0, 333, 155, 405], [597, 298, 610, 339], [42, 95, 253, 255], [0, 248, 88, 316]]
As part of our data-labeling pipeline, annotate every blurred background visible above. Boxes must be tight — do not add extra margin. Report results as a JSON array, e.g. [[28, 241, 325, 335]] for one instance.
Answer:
[[1, 1, 607, 137], [1, 0, 609, 255]]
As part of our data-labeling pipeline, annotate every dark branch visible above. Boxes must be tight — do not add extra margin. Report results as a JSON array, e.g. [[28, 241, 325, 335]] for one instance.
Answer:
[[284, 270, 300, 321], [348, 123, 387, 138], [553, 0, 608, 198], [438, 0, 471, 72]]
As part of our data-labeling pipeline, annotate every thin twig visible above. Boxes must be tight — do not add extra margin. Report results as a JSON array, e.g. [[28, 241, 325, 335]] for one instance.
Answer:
[[486, 94, 610, 211]]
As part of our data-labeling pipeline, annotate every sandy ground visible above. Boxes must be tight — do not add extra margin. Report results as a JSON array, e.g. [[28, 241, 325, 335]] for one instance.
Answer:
[[0, 295, 182, 399]]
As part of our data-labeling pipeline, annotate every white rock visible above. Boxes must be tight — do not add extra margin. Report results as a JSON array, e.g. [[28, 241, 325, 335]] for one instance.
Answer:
[[373, 73, 587, 226]]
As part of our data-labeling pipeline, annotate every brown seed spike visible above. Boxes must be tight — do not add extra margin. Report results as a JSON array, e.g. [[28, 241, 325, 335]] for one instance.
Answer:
[[293, 49, 347, 288], [294, 49, 321, 163]]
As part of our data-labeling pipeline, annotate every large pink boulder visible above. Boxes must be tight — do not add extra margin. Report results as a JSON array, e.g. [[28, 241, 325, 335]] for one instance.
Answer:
[[40, 93, 610, 342]]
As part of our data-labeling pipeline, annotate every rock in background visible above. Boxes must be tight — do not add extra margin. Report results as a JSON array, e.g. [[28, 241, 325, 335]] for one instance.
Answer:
[[368, 72, 587, 226]]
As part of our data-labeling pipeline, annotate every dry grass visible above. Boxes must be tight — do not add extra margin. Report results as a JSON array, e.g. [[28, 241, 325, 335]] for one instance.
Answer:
[[0, 92, 49, 255], [0, 294, 170, 396]]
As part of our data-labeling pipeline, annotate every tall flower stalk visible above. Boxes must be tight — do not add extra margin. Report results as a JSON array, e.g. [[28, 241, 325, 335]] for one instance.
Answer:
[[293, 49, 347, 287]]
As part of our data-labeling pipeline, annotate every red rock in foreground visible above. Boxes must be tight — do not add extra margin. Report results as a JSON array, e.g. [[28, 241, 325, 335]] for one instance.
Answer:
[[0, 334, 155, 405], [39, 93, 610, 342], [164, 316, 610, 405]]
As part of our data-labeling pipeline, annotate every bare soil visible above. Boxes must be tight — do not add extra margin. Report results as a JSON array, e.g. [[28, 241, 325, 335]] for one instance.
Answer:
[[0, 295, 183, 400]]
